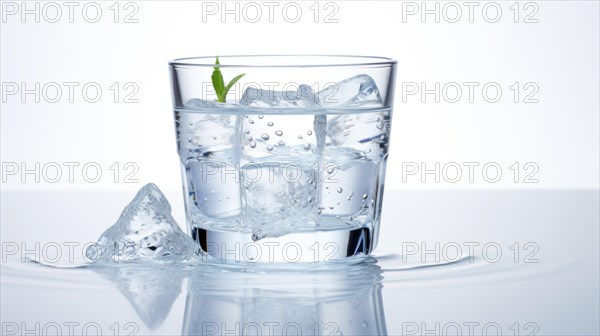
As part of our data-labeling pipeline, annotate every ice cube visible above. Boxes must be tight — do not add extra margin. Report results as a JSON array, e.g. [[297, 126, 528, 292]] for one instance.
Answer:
[[187, 158, 241, 218], [177, 99, 240, 161], [318, 74, 383, 107], [320, 157, 377, 217], [86, 183, 199, 264], [240, 114, 327, 159], [240, 84, 320, 108], [241, 160, 318, 240], [326, 110, 391, 161], [184, 98, 219, 109]]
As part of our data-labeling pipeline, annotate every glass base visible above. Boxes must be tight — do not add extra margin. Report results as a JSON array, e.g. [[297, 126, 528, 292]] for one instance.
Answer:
[[191, 226, 373, 264]]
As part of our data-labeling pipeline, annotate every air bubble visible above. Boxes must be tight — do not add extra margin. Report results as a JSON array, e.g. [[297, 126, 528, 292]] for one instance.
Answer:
[[275, 130, 283, 136], [266, 144, 273, 151], [298, 135, 303, 139], [303, 143, 311, 150], [261, 134, 270, 140], [247, 135, 253, 141], [337, 187, 343, 193], [249, 141, 257, 148], [307, 130, 313, 135], [267, 121, 274, 127], [362, 194, 368, 200], [258, 115, 264, 119], [248, 119, 255, 124], [245, 129, 250, 134], [277, 140, 285, 146]]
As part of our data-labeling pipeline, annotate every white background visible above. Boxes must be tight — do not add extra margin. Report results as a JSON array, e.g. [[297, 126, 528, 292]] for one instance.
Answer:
[[1, 0, 599, 192]]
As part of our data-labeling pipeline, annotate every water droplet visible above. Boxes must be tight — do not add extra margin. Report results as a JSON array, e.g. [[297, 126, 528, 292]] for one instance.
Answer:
[[275, 130, 283, 136], [267, 121, 274, 127], [244, 129, 250, 134], [303, 143, 311, 150], [337, 202, 341, 205], [329, 206, 334, 210], [248, 119, 255, 124], [188, 122, 194, 126], [258, 115, 264, 119], [362, 321, 368, 328], [380, 135, 386, 140], [307, 196, 313, 203], [249, 141, 257, 148], [362, 194, 368, 200], [307, 130, 313, 135], [203, 197, 208, 201], [212, 136, 217, 140], [298, 135, 303, 139], [266, 144, 273, 151], [277, 140, 285, 146], [211, 190, 215, 195], [308, 178, 313, 184], [261, 134, 270, 140], [246, 135, 253, 141], [337, 187, 343, 193], [218, 198, 222, 202]]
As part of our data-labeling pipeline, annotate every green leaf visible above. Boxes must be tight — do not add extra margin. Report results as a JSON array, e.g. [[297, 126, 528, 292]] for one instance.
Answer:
[[211, 57, 225, 102], [210, 56, 245, 103], [224, 73, 246, 98]]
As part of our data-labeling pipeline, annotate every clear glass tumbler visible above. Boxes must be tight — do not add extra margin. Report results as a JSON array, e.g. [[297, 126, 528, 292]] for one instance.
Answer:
[[169, 55, 396, 263]]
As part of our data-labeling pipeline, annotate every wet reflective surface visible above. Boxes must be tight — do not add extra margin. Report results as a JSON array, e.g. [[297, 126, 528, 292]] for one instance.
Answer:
[[1, 190, 599, 335]]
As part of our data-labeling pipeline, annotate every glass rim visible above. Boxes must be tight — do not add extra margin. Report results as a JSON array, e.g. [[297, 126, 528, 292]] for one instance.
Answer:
[[169, 54, 397, 68]]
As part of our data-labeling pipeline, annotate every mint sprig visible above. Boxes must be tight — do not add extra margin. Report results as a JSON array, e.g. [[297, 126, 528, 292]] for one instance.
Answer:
[[211, 56, 245, 103]]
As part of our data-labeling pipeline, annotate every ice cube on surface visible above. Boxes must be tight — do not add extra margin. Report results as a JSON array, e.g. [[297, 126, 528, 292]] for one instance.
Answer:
[[241, 160, 318, 240], [86, 183, 199, 263], [318, 74, 383, 107], [240, 84, 320, 108]]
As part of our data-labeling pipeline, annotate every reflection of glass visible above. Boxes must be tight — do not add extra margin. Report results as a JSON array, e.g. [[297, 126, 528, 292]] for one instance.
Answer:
[[91, 265, 186, 329], [182, 259, 387, 335]]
